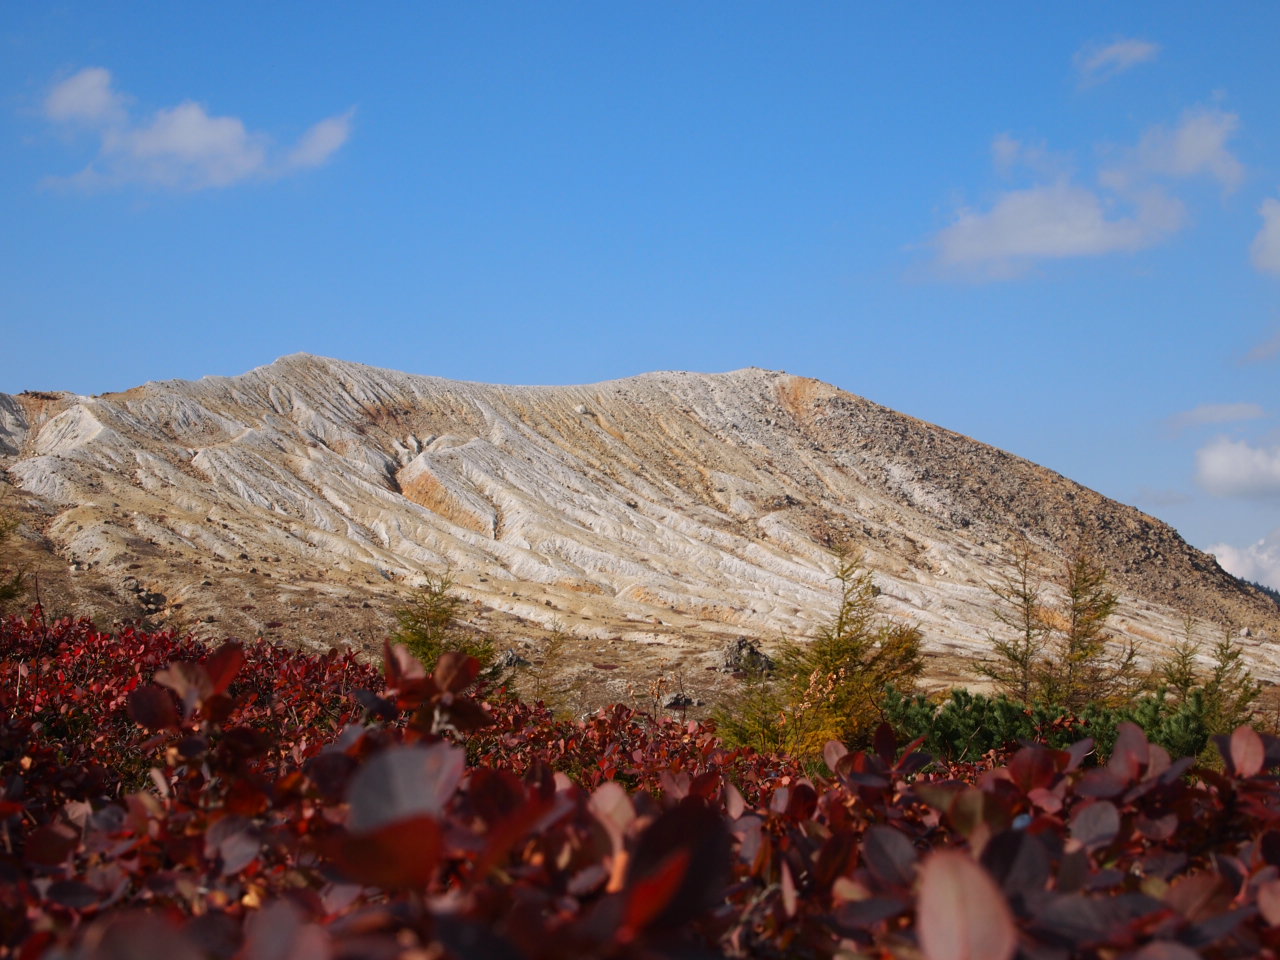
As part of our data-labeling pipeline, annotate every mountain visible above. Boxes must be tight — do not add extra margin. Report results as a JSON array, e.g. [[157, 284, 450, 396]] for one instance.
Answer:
[[1, 354, 1276, 700]]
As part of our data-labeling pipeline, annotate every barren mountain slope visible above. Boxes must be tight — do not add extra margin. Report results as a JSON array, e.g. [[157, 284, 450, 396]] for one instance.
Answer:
[[1, 355, 1276, 695]]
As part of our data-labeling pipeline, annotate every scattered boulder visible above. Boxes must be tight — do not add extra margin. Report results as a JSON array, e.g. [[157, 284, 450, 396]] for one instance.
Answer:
[[664, 692, 702, 709], [720, 636, 775, 674], [495, 648, 531, 669]]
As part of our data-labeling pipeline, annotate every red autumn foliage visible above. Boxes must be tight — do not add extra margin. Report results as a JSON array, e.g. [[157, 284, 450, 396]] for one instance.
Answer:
[[3, 608, 1280, 959]]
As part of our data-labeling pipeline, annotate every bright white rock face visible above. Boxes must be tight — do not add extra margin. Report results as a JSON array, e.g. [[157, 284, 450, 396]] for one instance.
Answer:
[[2, 354, 1277, 686]]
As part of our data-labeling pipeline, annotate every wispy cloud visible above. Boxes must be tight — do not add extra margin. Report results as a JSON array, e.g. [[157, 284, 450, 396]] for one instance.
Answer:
[[1130, 107, 1244, 192], [931, 106, 1244, 280], [1167, 402, 1266, 434], [1196, 437, 1280, 499], [933, 181, 1182, 279], [1209, 529, 1280, 590], [44, 66, 128, 126], [1242, 328, 1280, 365], [286, 108, 356, 170], [1252, 195, 1280, 274], [1074, 38, 1160, 86], [41, 68, 354, 191], [990, 134, 1069, 179]]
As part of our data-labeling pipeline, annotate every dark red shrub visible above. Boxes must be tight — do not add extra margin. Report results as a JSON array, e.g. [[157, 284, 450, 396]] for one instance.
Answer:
[[4, 610, 1280, 959]]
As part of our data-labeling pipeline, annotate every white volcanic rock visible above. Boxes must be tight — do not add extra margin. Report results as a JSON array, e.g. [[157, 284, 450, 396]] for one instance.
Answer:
[[2, 354, 1277, 687]]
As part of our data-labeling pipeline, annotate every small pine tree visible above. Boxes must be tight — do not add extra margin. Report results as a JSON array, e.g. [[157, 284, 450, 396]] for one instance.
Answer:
[[778, 551, 924, 755], [718, 550, 923, 760], [713, 663, 790, 756], [520, 625, 576, 715], [391, 569, 495, 673], [1199, 629, 1262, 733], [1159, 618, 1203, 706], [979, 545, 1049, 704], [983, 547, 1138, 712], [1038, 551, 1138, 711]]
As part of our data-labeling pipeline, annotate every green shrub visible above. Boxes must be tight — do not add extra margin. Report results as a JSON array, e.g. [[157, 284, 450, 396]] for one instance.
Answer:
[[391, 570, 496, 675], [716, 551, 923, 760], [885, 632, 1261, 765]]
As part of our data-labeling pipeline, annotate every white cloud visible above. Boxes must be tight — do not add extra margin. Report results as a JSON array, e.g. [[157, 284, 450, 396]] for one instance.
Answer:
[[1252, 196, 1280, 273], [45, 67, 127, 126], [1133, 107, 1244, 191], [287, 108, 356, 169], [932, 104, 1247, 279], [1074, 39, 1160, 86], [115, 101, 267, 189], [934, 181, 1183, 278], [1168, 403, 1266, 433], [41, 67, 353, 191], [1196, 437, 1280, 499], [1209, 530, 1280, 590]]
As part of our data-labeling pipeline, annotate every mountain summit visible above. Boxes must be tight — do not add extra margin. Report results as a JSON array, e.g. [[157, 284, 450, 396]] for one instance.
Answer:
[[2, 355, 1275, 689]]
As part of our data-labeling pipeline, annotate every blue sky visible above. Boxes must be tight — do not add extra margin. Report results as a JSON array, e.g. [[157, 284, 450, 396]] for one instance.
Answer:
[[2, 3, 1279, 588]]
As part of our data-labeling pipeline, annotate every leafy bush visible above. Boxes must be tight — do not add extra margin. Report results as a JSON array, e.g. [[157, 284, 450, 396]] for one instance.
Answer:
[[7, 611, 1280, 959], [886, 636, 1261, 766]]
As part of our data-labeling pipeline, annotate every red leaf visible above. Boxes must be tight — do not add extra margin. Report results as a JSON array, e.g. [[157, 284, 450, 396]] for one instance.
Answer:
[[1007, 745, 1060, 793], [383, 640, 429, 703], [433, 694, 492, 732], [1258, 878, 1280, 926], [785, 782, 818, 821], [205, 815, 260, 876], [25, 822, 79, 866], [862, 824, 917, 888], [824, 739, 849, 775], [873, 722, 897, 765], [1126, 944, 1202, 960], [335, 815, 443, 889], [689, 770, 722, 801], [780, 859, 798, 918], [127, 684, 180, 730], [1069, 801, 1120, 851], [1106, 722, 1148, 782], [917, 850, 1017, 960], [624, 799, 732, 929], [203, 641, 244, 696], [432, 651, 480, 693], [469, 767, 528, 825], [241, 899, 331, 960], [724, 781, 746, 820], [621, 849, 690, 936], [1229, 725, 1264, 778], [75, 914, 204, 960], [154, 660, 212, 718], [589, 781, 636, 852], [1166, 872, 1231, 922], [346, 743, 465, 832]]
